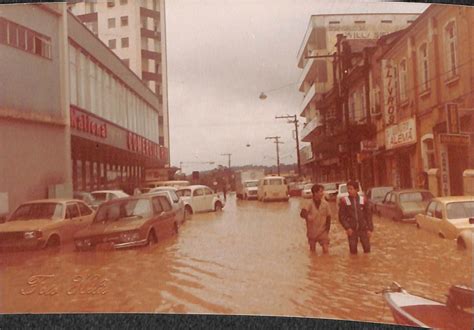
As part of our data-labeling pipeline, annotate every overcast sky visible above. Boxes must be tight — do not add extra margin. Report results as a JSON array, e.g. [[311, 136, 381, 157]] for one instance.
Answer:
[[165, 0, 429, 174]]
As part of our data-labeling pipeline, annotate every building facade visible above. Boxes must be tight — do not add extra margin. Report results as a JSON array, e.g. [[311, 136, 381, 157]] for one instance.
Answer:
[[0, 3, 167, 217], [298, 4, 474, 196], [69, 0, 170, 164]]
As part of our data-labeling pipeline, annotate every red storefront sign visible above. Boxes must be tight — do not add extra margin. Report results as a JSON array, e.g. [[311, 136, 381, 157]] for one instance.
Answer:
[[70, 108, 107, 138], [127, 132, 163, 159]]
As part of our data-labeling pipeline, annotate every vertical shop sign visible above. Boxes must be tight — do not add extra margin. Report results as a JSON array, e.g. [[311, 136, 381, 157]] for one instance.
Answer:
[[382, 59, 398, 126]]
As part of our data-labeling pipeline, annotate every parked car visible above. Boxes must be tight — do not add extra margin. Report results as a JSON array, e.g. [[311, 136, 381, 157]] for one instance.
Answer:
[[367, 186, 394, 212], [73, 191, 96, 208], [74, 194, 178, 251], [257, 176, 289, 202], [176, 185, 225, 214], [457, 229, 474, 251], [288, 182, 304, 197], [301, 183, 314, 199], [322, 182, 340, 201], [148, 187, 188, 225], [377, 189, 434, 222], [140, 180, 191, 193], [90, 190, 129, 209], [415, 196, 474, 240], [336, 182, 364, 208], [238, 180, 259, 200], [0, 199, 95, 250]]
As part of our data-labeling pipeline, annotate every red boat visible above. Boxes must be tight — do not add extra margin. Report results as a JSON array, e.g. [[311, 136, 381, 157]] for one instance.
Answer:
[[382, 282, 473, 329]]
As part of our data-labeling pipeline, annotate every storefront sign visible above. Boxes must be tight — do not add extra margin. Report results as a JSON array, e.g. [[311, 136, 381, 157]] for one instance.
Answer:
[[385, 118, 416, 150], [127, 132, 160, 159], [70, 108, 107, 138], [360, 140, 378, 151], [446, 103, 460, 134], [439, 133, 470, 146], [382, 59, 398, 126], [440, 148, 451, 196]]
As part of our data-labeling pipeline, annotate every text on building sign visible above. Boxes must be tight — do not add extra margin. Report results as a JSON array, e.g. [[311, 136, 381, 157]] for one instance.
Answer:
[[70, 108, 107, 138]]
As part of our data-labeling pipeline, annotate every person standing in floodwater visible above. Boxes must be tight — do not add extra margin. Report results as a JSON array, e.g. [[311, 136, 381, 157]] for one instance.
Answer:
[[338, 180, 373, 254], [300, 184, 332, 253]]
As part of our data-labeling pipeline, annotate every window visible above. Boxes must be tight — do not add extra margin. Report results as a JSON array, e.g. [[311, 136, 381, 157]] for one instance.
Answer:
[[381, 20, 393, 24], [446, 202, 474, 220], [78, 203, 93, 216], [421, 134, 435, 171], [354, 20, 366, 24], [426, 201, 436, 217], [108, 18, 116, 28], [108, 39, 116, 49], [193, 189, 204, 197], [434, 203, 443, 219], [120, 16, 128, 27], [152, 197, 163, 214], [329, 21, 340, 25], [444, 21, 458, 79], [107, 1, 115, 8], [169, 191, 179, 203], [158, 196, 172, 211], [120, 0, 128, 4], [398, 59, 408, 101], [121, 37, 129, 48], [418, 43, 430, 92], [66, 204, 80, 219], [204, 188, 213, 195]]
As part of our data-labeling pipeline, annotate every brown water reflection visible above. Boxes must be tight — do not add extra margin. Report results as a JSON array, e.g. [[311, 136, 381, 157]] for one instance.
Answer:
[[0, 194, 472, 325]]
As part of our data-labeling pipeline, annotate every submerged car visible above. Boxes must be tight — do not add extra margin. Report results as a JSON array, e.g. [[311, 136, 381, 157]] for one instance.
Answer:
[[90, 190, 129, 209], [416, 196, 474, 240], [0, 199, 95, 250], [377, 189, 434, 222], [367, 186, 394, 212], [176, 185, 225, 214], [74, 194, 178, 251], [148, 187, 188, 225], [301, 183, 314, 199], [322, 182, 339, 202]]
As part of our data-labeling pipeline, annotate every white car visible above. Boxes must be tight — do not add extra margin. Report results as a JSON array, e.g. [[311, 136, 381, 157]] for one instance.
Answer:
[[148, 187, 188, 225], [176, 185, 225, 214], [322, 182, 340, 201], [90, 190, 129, 209], [301, 183, 314, 199], [336, 183, 364, 209]]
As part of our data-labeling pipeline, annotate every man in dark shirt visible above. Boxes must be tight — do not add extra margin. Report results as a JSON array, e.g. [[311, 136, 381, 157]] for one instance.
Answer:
[[338, 180, 373, 254]]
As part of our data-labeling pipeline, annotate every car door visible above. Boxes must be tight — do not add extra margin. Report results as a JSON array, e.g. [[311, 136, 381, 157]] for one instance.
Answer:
[[419, 201, 437, 231], [433, 202, 447, 237], [65, 202, 82, 242], [379, 192, 392, 218], [155, 195, 175, 236], [193, 188, 206, 212], [203, 188, 214, 211], [77, 202, 94, 227], [151, 196, 166, 240]]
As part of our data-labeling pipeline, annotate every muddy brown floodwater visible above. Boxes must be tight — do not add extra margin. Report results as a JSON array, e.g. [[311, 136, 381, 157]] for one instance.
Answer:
[[0, 193, 472, 326]]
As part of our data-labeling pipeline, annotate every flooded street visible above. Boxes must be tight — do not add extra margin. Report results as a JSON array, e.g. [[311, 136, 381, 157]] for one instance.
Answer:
[[0, 194, 471, 325]]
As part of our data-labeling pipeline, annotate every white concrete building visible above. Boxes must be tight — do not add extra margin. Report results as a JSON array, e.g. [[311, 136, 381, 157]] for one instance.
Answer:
[[69, 0, 169, 163]]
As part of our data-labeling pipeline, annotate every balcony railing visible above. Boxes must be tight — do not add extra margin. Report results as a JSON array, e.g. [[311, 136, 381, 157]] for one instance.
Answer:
[[142, 71, 161, 82], [301, 116, 323, 142], [299, 145, 314, 165], [140, 7, 160, 20], [297, 58, 315, 92], [140, 28, 161, 41], [300, 83, 316, 116], [141, 49, 161, 61]]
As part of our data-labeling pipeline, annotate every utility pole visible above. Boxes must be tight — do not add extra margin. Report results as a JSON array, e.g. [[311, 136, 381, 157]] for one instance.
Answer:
[[220, 153, 232, 169], [276, 114, 301, 177], [265, 136, 283, 176]]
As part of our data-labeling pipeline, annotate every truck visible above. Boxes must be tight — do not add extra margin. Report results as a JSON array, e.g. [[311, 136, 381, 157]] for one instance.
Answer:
[[235, 169, 265, 200]]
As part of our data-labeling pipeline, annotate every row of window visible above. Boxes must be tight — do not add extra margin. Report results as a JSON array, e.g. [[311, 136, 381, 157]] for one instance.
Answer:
[[108, 0, 128, 8], [0, 17, 52, 59], [108, 37, 128, 49], [328, 19, 414, 25], [108, 16, 128, 28], [397, 20, 458, 101], [69, 43, 159, 142]]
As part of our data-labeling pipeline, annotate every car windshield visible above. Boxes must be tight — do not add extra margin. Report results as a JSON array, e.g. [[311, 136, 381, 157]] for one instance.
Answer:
[[446, 201, 474, 220], [176, 189, 191, 197], [94, 198, 151, 223], [244, 181, 258, 187], [91, 192, 107, 201], [9, 203, 63, 221], [400, 192, 433, 203], [268, 179, 283, 185], [322, 183, 337, 190], [304, 184, 313, 190], [339, 185, 347, 194], [373, 187, 394, 198]]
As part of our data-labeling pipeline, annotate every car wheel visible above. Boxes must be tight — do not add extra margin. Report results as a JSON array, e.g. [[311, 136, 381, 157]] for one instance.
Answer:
[[45, 235, 60, 249], [184, 205, 193, 219], [147, 230, 157, 246], [457, 237, 467, 250], [214, 202, 223, 212]]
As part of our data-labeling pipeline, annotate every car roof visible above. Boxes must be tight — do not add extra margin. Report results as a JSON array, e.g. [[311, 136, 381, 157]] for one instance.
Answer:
[[19, 198, 84, 204], [91, 190, 126, 194], [393, 189, 432, 194], [371, 186, 394, 190], [433, 196, 474, 204], [180, 185, 210, 190], [262, 176, 284, 179]]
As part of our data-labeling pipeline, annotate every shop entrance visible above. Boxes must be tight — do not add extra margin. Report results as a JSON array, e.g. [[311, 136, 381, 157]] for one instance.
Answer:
[[398, 152, 412, 189], [448, 145, 468, 196]]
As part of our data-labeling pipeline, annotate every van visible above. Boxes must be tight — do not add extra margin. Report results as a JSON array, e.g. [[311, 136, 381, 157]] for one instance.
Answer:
[[257, 176, 289, 202], [141, 180, 190, 193]]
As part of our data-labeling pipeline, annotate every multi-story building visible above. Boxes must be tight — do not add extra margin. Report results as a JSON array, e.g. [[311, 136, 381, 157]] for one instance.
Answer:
[[297, 13, 420, 182], [0, 3, 167, 217], [69, 0, 169, 165], [298, 4, 474, 196]]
